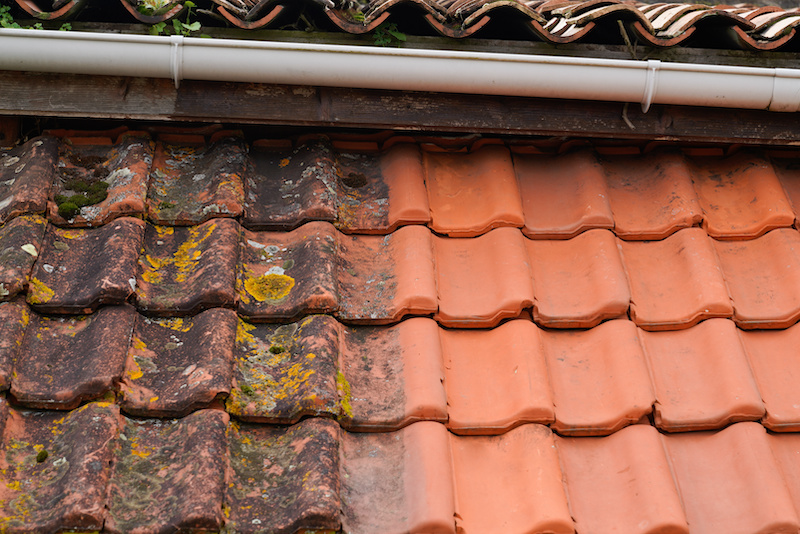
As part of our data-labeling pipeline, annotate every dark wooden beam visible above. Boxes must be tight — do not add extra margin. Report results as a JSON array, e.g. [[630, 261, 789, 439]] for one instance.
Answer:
[[1, 70, 799, 146]]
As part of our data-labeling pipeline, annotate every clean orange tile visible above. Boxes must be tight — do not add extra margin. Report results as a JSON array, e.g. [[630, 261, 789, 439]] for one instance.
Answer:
[[441, 319, 554, 434], [382, 144, 430, 229], [690, 152, 795, 238], [337, 225, 437, 323], [341, 421, 455, 534], [424, 145, 524, 237], [664, 422, 800, 534], [450, 424, 573, 534], [741, 323, 800, 431], [557, 424, 689, 534], [640, 318, 764, 432], [434, 227, 534, 327], [527, 229, 630, 328], [340, 317, 447, 431], [768, 432, 800, 518], [603, 150, 702, 239], [714, 228, 800, 328], [619, 228, 733, 330], [514, 149, 614, 238], [542, 319, 654, 436]]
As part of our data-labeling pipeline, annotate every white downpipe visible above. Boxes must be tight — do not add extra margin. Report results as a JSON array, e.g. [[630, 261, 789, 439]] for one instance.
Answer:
[[1, 28, 799, 112]]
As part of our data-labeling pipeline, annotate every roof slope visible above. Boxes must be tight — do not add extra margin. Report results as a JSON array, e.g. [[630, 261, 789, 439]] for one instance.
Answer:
[[8, 0, 800, 51], [3, 128, 800, 532]]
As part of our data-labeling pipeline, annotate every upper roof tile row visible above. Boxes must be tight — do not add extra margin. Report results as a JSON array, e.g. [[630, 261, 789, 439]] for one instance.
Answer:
[[3, 300, 799, 436], [11, 0, 800, 51], [4, 213, 800, 329], [4, 133, 800, 240], [4, 402, 800, 534]]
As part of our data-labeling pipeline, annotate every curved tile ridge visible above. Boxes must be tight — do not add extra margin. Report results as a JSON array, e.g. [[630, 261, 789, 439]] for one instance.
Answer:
[[640, 318, 764, 432], [619, 227, 733, 331], [0, 215, 47, 301], [0, 136, 56, 225], [714, 227, 800, 329], [557, 424, 690, 534]]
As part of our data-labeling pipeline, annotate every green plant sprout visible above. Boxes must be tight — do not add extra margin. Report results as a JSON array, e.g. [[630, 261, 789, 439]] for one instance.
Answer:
[[149, 1, 206, 37], [0, 5, 71, 30], [373, 22, 406, 47]]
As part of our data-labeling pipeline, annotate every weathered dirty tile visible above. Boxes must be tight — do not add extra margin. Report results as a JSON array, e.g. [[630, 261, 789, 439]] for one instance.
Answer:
[[543, 319, 654, 436], [527, 229, 630, 328], [27, 217, 145, 314], [106, 410, 229, 534], [434, 227, 534, 327], [336, 142, 430, 233], [641, 319, 764, 432], [238, 222, 338, 321], [0, 136, 56, 224], [664, 422, 800, 534], [619, 227, 733, 330], [228, 315, 340, 423], [48, 133, 152, 226], [514, 149, 614, 238], [0, 300, 28, 391], [136, 218, 239, 315], [121, 309, 237, 417], [774, 155, 800, 222], [337, 225, 437, 323], [12, 305, 135, 409], [226, 417, 341, 534], [340, 317, 447, 431], [341, 421, 455, 534], [0, 402, 120, 533], [557, 424, 689, 534], [147, 136, 246, 225], [690, 151, 795, 239], [451, 424, 573, 534], [740, 324, 800, 431], [603, 150, 703, 239], [425, 145, 524, 237], [0, 215, 47, 301], [244, 138, 338, 230], [442, 319, 553, 434], [714, 228, 800, 329]]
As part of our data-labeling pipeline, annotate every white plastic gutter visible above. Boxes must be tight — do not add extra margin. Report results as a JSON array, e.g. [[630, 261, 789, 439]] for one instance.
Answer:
[[1, 28, 799, 112]]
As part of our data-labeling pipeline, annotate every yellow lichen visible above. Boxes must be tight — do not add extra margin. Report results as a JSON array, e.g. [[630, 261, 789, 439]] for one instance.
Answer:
[[244, 273, 295, 302], [156, 317, 192, 332], [279, 158, 290, 167], [27, 278, 54, 304], [154, 225, 174, 237], [57, 229, 84, 240], [131, 336, 147, 351], [149, 396, 159, 403], [236, 318, 257, 347], [127, 360, 143, 381], [173, 223, 215, 282], [337, 370, 354, 418]]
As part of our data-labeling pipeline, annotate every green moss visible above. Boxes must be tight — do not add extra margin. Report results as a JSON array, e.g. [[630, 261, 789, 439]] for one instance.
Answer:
[[57, 202, 80, 219], [159, 202, 176, 210], [36, 449, 48, 463], [57, 180, 109, 218], [240, 384, 254, 396], [269, 345, 285, 354]]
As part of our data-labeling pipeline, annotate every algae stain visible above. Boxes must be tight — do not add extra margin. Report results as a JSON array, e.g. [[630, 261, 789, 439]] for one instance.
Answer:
[[244, 273, 295, 302], [336, 370, 354, 419], [27, 278, 54, 304]]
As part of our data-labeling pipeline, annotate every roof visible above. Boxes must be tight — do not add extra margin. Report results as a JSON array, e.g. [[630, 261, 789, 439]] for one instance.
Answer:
[[8, 0, 800, 51], [3, 126, 800, 533]]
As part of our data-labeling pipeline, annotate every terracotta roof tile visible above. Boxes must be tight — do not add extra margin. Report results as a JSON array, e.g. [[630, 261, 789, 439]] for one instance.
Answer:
[[121, 309, 237, 417], [557, 424, 690, 534], [0, 137, 55, 225], [11, 305, 135, 410], [424, 145, 524, 237], [107, 409, 229, 534], [528, 228, 629, 328], [514, 149, 614, 239], [434, 227, 534, 327], [27, 217, 144, 314], [690, 151, 795, 239], [0, 214, 47, 301], [0, 401, 120, 533], [0, 300, 27, 391], [543, 319, 654, 436], [619, 227, 733, 330], [714, 228, 800, 329], [135, 218, 239, 315], [664, 422, 800, 534], [640, 318, 764, 432]]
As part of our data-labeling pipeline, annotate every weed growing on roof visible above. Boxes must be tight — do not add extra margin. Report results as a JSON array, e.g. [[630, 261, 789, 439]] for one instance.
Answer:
[[373, 22, 406, 47], [148, 1, 208, 37], [0, 5, 71, 30]]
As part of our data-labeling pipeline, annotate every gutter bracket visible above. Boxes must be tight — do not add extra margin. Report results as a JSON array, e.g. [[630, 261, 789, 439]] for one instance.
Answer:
[[770, 68, 800, 112], [170, 35, 184, 89], [641, 59, 660, 113]]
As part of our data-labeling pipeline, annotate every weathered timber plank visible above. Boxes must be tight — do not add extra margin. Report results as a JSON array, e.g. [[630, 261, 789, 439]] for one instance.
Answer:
[[1, 71, 799, 146]]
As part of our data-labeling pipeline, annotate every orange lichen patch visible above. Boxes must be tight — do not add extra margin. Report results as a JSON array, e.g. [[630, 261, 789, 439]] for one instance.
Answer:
[[244, 273, 295, 302], [26, 277, 54, 305]]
